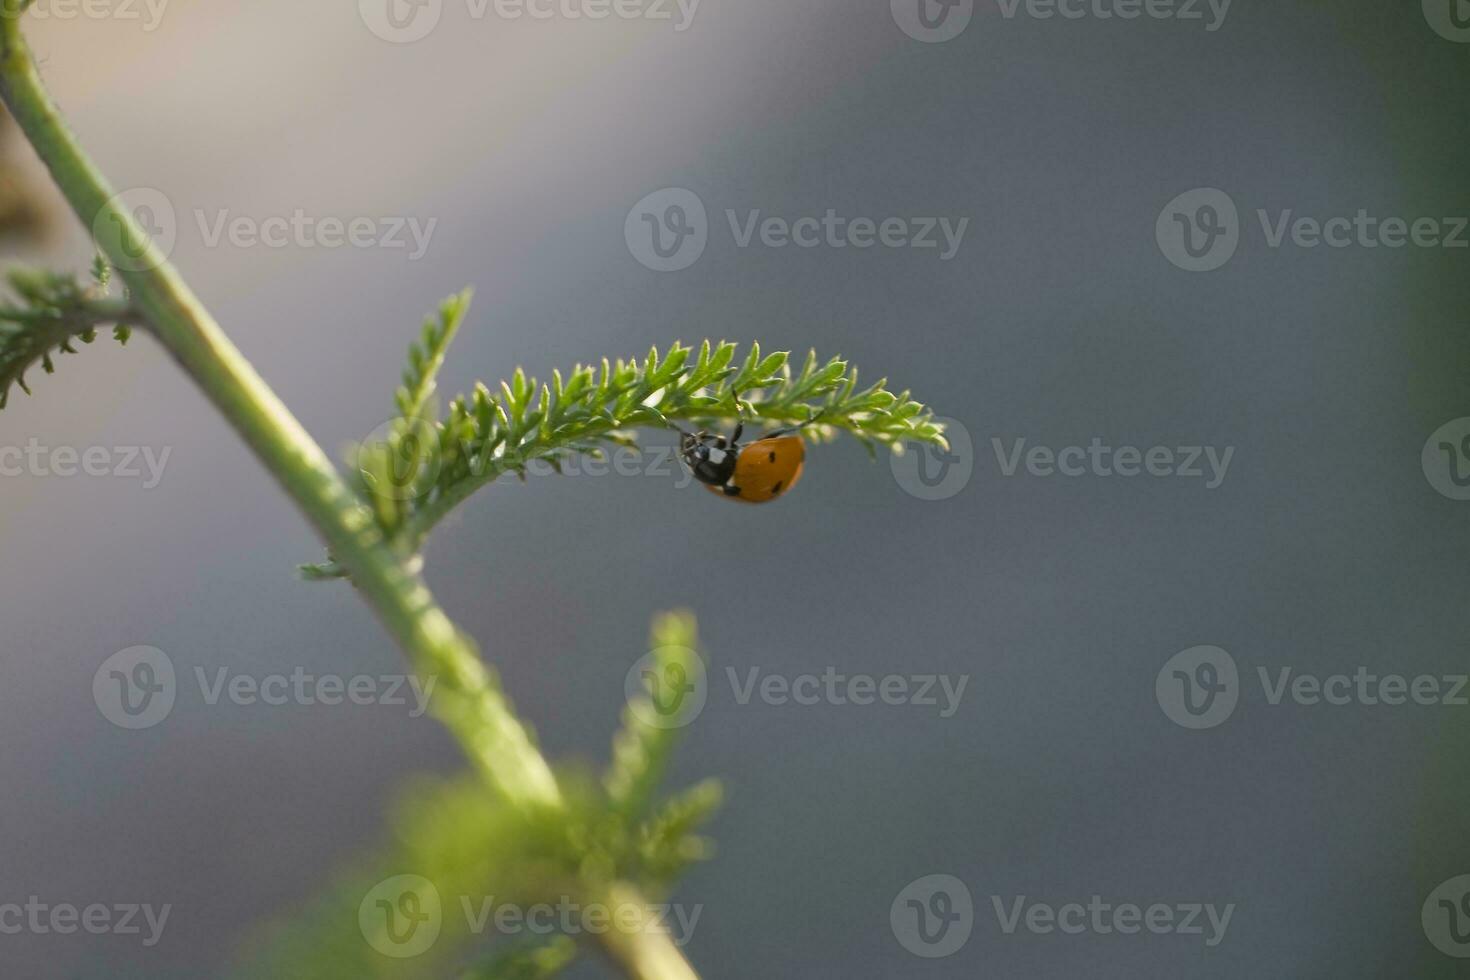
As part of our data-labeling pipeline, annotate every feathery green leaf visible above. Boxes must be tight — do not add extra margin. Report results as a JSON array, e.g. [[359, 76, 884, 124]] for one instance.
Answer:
[[0, 265, 136, 409], [231, 612, 716, 980], [606, 611, 703, 820], [396, 288, 472, 420], [306, 291, 947, 580]]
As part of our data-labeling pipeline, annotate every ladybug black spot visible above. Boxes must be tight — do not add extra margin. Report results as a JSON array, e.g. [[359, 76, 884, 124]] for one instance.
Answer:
[[771, 481, 784, 496], [768, 451, 777, 462]]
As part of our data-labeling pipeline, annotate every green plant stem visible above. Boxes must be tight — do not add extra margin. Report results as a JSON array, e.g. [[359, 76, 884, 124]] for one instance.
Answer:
[[0, 16, 703, 977], [0, 295, 138, 326], [402, 404, 833, 549], [0, 13, 560, 812], [589, 886, 701, 980]]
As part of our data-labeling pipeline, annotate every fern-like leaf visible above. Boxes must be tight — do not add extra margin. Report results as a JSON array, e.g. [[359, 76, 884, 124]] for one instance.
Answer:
[[634, 778, 723, 886], [460, 936, 578, 980], [0, 265, 136, 409], [396, 288, 471, 420], [231, 612, 715, 980], [606, 610, 703, 819], [305, 291, 948, 579]]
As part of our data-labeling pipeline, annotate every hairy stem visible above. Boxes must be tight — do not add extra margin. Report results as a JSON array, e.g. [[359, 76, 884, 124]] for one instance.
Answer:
[[406, 403, 832, 547], [0, 12, 560, 812], [0, 14, 702, 977], [0, 294, 138, 326], [589, 885, 701, 980]]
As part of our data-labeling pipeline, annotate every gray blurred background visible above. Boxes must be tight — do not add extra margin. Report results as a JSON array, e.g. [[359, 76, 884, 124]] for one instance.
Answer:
[[2, 0, 1470, 976]]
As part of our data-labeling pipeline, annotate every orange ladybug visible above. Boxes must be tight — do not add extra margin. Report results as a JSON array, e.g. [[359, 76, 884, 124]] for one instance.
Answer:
[[678, 419, 808, 503]]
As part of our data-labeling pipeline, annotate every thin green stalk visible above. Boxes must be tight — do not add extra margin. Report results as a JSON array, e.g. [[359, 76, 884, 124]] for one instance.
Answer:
[[403, 403, 849, 548], [588, 885, 701, 980], [0, 15, 559, 812], [0, 12, 702, 976], [0, 294, 138, 325]]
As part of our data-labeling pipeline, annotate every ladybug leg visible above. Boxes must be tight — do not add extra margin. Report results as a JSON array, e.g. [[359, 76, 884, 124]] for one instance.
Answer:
[[763, 422, 806, 439], [721, 482, 742, 497], [763, 407, 826, 440], [711, 422, 743, 451]]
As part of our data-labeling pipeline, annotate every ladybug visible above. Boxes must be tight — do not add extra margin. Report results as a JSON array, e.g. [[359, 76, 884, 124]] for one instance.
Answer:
[[678, 419, 809, 504]]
